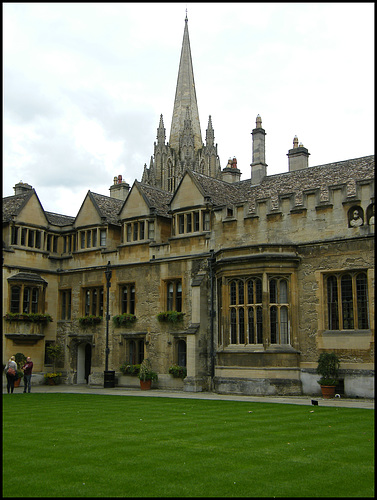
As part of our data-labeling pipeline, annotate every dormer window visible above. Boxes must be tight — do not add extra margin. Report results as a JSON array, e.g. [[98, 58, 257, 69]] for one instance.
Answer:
[[173, 209, 210, 236]]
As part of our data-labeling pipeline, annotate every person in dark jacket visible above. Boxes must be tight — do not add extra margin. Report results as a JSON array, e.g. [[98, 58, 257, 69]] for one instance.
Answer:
[[22, 357, 33, 393]]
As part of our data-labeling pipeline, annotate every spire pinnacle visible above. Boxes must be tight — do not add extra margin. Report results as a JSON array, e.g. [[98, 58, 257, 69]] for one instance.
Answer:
[[169, 15, 202, 152]]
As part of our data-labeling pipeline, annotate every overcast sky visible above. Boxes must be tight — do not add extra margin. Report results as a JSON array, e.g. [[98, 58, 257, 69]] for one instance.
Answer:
[[3, 2, 374, 216]]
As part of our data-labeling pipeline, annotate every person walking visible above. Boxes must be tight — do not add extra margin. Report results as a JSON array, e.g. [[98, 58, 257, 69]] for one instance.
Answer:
[[4, 355, 18, 394], [22, 356, 34, 393]]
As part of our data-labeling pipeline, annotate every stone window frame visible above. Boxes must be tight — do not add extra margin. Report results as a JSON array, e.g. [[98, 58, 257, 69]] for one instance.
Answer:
[[120, 283, 136, 315], [8, 275, 47, 315], [164, 278, 183, 312], [221, 273, 292, 348], [324, 270, 370, 331], [82, 286, 104, 317], [60, 289, 72, 320]]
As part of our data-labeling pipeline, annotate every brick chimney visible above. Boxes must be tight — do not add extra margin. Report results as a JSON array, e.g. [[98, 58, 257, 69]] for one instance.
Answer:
[[14, 181, 33, 195], [222, 157, 241, 183], [287, 136, 310, 171], [250, 115, 267, 185], [109, 175, 130, 200]]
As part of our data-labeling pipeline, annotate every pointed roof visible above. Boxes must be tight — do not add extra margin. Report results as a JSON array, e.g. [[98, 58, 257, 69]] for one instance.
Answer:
[[135, 181, 173, 217], [169, 15, 202, 152]]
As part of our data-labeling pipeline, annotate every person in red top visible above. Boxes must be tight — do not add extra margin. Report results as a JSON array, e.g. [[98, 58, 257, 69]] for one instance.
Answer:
[[22, 357, 33, 393]]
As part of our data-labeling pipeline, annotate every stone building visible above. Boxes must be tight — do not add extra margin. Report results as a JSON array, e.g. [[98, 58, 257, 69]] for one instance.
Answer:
[[2, 16, 374, 397]]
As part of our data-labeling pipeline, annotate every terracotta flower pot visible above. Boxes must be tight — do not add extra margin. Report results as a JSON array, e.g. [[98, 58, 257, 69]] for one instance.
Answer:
[[140, 380, 152, 390], [320, 385, 336, 399]]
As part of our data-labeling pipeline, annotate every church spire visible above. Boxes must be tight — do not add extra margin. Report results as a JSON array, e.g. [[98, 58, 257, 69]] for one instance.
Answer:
[[169, 14, 202, 152]]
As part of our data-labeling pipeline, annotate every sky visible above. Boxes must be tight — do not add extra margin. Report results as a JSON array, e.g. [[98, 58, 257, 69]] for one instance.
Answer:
[[3, 2, 374, 217]]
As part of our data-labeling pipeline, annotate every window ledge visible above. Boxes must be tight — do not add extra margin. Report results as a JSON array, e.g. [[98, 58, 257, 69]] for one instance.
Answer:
[[322, 329, 372, 336], [317, 330, 373, 350]]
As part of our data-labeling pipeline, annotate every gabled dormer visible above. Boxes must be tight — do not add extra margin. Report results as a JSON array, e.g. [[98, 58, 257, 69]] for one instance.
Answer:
[[74, 191, 122, 252], [119, 181, 172, 244], [169, 170, 213, 236], [3, 184, 51, 251]]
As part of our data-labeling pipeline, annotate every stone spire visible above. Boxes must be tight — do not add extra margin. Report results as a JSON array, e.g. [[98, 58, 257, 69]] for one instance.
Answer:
[[169, 14, 202, 152]]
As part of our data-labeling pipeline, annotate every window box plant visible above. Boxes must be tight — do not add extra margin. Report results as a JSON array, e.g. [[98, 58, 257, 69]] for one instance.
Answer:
[[138, 359, 158, 390], [157, 311, 185, 323], [4, 312, 53, 323], [317, 352, 340, 399], [79, 315, 102, 326], [169, 364, 187, 379], [113, 314, 137, 327], [120, 363, 140, 376]]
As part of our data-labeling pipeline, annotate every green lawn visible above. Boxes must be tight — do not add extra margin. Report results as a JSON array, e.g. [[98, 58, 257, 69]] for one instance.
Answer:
[[2, 393, 374, 498]]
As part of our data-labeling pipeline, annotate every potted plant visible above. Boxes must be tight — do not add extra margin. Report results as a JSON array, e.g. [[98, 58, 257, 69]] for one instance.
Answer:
[[14, 352, 27, 387], [138, 359, 158, 390], [317, 352, 340, 399]]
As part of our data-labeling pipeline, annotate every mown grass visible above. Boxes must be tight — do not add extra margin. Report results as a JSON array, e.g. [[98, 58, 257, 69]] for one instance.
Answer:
[[2, 393, 374, 497]]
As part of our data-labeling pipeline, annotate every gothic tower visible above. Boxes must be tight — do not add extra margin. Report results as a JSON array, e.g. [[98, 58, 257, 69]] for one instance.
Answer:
[[142, 14, 221, 192]]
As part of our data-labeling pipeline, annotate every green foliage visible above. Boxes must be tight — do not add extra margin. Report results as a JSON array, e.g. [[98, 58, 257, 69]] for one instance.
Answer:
[[317, 352, 340, 385], [44, 373, 62, 384], [119, 363, 140, 376], [138, 359, 158, 382], [78, 315, 102, 326], [113, 313, 137, 327], [4, 312, 53, 323], [15, 352, 27, 369], [2, 395, 374, 498], [46, 343, 64, 372], [157, 311, 185, 323], [169, 364, 187, 379]]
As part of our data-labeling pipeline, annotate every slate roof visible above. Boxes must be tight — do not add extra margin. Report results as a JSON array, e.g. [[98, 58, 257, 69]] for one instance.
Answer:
[[89, 192, 124, 225], [135, 182, 173, 218], [191, 155, 374, 211], [7, 272, 47, 284], [2, 191, 34, 223], [189, 171, 240, 206], [45, 212, 75, 226]]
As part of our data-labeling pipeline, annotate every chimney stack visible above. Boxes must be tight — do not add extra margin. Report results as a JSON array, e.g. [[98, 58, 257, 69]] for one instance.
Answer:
[[251, 115, 267, 184], [109, 175, 130, 200], [14, 181, 33, 195], [287, 136, 310, 171], [222, 157, 241, 183]]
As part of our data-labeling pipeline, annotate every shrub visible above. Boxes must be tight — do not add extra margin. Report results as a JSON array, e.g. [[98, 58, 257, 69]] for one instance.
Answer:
[[317, 352, 340, 386], [169, 364, 187, 379], [138, 359, 158, 382]]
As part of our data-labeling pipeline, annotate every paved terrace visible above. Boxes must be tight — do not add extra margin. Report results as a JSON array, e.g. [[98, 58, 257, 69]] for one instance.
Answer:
[[3, 381, 374, 409]]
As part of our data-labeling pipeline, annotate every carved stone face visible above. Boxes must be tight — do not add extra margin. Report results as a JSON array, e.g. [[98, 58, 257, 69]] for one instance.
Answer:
[[353, 210, 359, 219]]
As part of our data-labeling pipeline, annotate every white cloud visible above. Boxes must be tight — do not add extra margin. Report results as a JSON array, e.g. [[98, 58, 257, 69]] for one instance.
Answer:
[[3, 2, 374, 216]]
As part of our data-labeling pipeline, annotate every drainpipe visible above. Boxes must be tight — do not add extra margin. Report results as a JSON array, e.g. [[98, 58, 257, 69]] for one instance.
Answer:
[[207, 250, 216, 390]]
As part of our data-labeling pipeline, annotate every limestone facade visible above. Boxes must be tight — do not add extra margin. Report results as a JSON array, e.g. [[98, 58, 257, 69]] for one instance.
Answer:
[[2, 16, 374, 397]]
